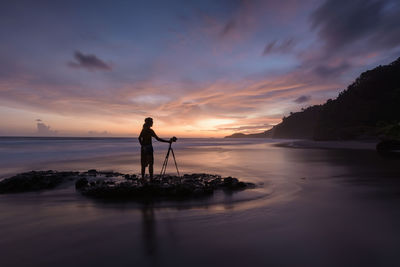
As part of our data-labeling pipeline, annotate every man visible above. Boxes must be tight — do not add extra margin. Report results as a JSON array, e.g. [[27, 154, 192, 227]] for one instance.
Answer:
[[138, 117, 173, 180]]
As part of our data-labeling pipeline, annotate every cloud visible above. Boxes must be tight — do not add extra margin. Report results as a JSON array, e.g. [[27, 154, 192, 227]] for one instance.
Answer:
[[36, 120, 58, 136], [152, 75, 335, 131], [311, 0, 400, 52], [218, 123, 273, 132], [314, 61, 351, 77], [220, 19, 236, 37], [263, 39, 295, 55], [302, 0, 400, 81], [293, 95, 311, 104], [68, 51, 112, 71]]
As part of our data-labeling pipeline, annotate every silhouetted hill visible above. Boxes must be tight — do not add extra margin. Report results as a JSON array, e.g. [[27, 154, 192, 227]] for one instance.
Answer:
[[226, 57, 400, 140], [227, 132, 270, 138]]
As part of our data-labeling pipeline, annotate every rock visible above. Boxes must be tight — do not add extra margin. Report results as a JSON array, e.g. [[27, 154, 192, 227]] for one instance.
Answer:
[[0, 171, 69, 193], [99, 171, 118, 177], [75, 177, 88, 189], [376, 139, 400, 152], [124, 174, 137, 180], [209, 178, 222, 188], [237, 181, 247, 188], [223, 177, 239, 187], [87, 169, 97, 176]]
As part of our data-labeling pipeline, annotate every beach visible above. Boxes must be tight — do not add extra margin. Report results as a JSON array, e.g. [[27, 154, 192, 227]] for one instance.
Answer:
[[1, 137, 400, 266]]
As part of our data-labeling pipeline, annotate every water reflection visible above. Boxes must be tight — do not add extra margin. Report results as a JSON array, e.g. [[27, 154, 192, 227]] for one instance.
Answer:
[[141, 202, 157, 257]]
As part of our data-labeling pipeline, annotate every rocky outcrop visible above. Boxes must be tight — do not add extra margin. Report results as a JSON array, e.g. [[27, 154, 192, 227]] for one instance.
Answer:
[[376, 139, 400, 154], [0, 170, 78, 193], [0, 170, 255, 199], [75, 172, 255, 199]]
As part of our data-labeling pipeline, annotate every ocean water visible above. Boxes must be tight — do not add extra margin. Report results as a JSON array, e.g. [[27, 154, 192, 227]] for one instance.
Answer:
[[1, 137, 400, 267]]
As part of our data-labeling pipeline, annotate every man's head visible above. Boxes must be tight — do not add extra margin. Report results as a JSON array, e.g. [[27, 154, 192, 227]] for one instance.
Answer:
[[144, 117, 153, 128]]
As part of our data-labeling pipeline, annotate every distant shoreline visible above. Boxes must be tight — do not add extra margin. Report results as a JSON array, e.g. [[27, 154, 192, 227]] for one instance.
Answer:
[[274, 139, 379, 150]]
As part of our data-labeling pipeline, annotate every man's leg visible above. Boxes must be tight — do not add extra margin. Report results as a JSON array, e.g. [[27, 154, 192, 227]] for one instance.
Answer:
[[149, 164, 153, 180], [149, 152, 154, 181], [141, 148, 146, 180], [141, 165, 146, 179]]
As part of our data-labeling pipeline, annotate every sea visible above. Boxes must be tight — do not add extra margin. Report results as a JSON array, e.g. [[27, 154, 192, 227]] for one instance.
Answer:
[[0, 137, 400, 267]]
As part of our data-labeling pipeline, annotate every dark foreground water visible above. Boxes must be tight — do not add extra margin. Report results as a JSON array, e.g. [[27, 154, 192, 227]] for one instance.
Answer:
[[1, 137, 400, 267]]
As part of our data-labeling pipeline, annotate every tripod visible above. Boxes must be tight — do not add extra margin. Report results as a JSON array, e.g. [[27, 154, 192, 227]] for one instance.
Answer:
[[160, 142, 180, 178]]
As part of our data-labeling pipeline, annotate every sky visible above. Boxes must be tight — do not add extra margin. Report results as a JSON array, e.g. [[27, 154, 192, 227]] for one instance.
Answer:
[[1, 0, 400, 137]]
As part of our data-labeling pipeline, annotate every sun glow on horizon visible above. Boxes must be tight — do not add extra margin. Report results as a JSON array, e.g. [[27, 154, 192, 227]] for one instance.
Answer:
[[196, 118, 236, 129]]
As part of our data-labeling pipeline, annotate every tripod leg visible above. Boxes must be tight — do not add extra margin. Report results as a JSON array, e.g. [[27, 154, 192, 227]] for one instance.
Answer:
[[170, 148, 180, 177], [160, 153, 168, 177], [160, 145, 171, 177]]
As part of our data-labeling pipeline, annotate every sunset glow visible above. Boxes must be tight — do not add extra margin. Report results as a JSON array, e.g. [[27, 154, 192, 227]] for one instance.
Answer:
[[1, 0, 399, 137]]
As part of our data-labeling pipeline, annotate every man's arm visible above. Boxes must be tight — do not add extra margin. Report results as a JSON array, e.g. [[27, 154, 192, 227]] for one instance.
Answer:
[[151, 130, 170, 143]]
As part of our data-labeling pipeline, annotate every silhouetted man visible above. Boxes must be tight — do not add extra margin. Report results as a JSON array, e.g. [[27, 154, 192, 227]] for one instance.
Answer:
[[138, 117, 172, 180]]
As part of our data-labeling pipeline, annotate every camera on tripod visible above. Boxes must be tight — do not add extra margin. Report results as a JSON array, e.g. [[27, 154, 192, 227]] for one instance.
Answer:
[[161, 136, 180, 177]]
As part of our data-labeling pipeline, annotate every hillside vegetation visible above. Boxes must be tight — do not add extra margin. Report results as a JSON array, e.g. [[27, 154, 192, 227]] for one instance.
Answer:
[[226, 57, 400, 140]]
